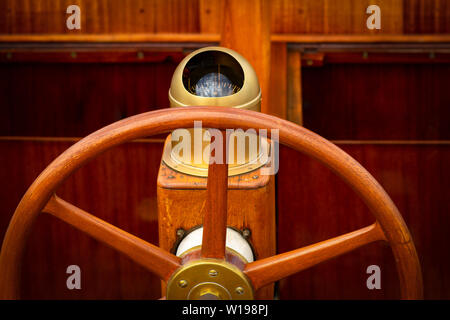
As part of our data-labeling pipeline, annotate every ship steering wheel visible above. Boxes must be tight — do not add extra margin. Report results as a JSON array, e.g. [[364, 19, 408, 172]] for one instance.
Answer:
[[0, 107, 423, 299]]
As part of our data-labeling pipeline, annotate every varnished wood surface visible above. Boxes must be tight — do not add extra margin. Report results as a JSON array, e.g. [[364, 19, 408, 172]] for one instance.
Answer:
[[157, 160, 276, 299], [2, 34, 450, 45], [1, 0, 448, 35], [0, 0, 447, 301], [271, 0, 403, 34], [0, 59, 177, 137], [307, 52, 450, 64], [201, 131, 229, 259], [271, 0, 449, 34], [0, 33, 221, 43], [0, 140, 164, 299], [42, 195, 180, 281], [0, 107, 422, 299], [403, 0, 450, 34], [277, 144, 450, 299], [0, 0, 206, 34], [220, 0, 271, 115], [272, 34, 450, 43], [0, 50, 186, 64], [158, 161, 271, 190], [244, 223, 386, 290], [302, 63, 450, 140], [286, 50, 303, 125], [269, 42, 287, 119], [1, 138, 447, 298]]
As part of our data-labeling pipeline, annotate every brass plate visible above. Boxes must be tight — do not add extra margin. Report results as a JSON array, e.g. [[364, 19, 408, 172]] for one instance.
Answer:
[[166, 259, 254, 300], [161, 133, 270, 177]]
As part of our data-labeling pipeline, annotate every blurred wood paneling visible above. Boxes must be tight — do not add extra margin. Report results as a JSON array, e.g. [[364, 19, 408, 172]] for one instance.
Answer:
[[1, 0, 450, 301], [0, 58, 179, 137], [0, 0, 448, 36], [271, 0, 403, 34], [0, 0, 203, 34], [403, 0, 450, 34], [302, 63, 450, 140], [268, 42, 287, 119], [286, 50, 302, 125], [271, 0, 449, 34], [277, 144, 450, 299], [0, 139, 164, 299], [221, 0, 271, 114]]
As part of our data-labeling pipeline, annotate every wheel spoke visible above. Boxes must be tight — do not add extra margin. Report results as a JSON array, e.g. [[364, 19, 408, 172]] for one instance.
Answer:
[[42, 194, 181, 281], [201, 130, 229, 259], [244, 223, 386, 290]]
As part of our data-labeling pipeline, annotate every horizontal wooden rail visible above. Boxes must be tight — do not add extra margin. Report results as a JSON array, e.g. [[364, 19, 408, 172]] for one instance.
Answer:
[[271, 34, 450, 43], [0, 33, 221, 43], [3, 50, 449, 64], [332, 140, 450, 145], [0, 136, 165, 143], [1, 33, 449, 45], [302, 52, 450, 65], [0, 50, 186, 63], [1, 137, 449, 145]]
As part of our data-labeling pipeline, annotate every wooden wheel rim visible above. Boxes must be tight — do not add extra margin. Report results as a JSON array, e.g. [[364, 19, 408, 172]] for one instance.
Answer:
[[0, 106, 423, 299]]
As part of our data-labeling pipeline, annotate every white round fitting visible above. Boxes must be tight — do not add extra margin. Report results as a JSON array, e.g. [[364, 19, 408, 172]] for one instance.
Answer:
[[175, 227, 254, 263]]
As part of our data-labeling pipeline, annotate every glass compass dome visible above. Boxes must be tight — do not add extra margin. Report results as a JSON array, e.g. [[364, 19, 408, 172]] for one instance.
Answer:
[[182, 50, 244, 98]]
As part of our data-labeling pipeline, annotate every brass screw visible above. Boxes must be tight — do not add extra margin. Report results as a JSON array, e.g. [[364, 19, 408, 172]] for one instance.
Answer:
[[242, 228, 251, 239], [176, 228, 185, 238], [178, 280, 188, 288], [235, 287, 244, 295], [208, 269, 218, 277]]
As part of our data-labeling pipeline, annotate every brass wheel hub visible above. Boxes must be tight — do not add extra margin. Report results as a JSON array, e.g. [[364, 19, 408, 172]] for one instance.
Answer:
[[166, 259, 254, 300]]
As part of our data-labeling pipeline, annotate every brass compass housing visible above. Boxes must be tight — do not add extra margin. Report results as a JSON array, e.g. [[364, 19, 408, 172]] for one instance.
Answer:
[[164, 46, 268, 177], [169, 46, 261, 110]]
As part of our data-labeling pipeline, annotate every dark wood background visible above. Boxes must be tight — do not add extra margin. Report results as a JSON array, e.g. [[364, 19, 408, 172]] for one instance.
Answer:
[[1, 0, 449, 299], [1, 0, 448, 34]]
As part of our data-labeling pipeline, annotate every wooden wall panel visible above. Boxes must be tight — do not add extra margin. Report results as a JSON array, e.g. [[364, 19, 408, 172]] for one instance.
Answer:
[[301, 63, 450, 140], [1, 0, 449, 301], [0, 0, 204, 34], [403, 0, 450, 34], [286, 50, 302, 125], [220, 0, 271, 114], [0, 140, 164, 299], [269, 42, 287, 119], [271, 0, 449, 34], [199, 0, 222, 34], [271, 0, 403, 34], [277, 144, 450, 299], [0, 0, 449, 36], [3, 141, 449, 299], [0, 59, 178, 137]]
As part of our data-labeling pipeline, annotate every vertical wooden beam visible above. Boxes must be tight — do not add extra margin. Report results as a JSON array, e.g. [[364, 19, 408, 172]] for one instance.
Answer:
[[219, 0, 275, 299], [220, 0, 271, 114], [199, 0, 222, 34], [287, 50, 303, 125], [269, 42, 287, 119]]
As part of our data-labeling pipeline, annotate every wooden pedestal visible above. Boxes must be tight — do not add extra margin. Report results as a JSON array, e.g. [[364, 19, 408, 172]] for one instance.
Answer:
[[157, 160, 276, 299]]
